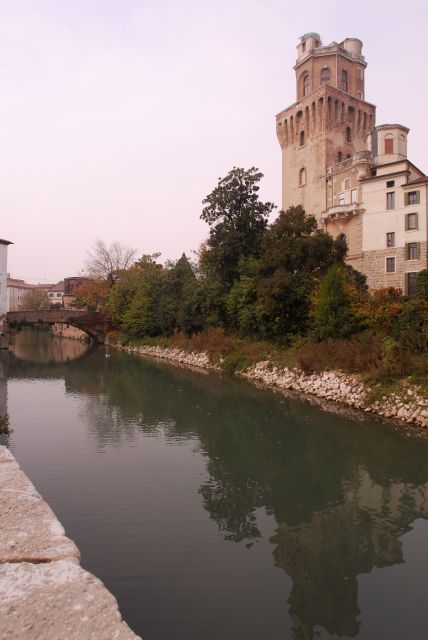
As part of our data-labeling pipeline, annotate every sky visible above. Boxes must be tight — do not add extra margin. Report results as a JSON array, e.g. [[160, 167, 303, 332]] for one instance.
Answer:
[[1, 0, 427, 283]]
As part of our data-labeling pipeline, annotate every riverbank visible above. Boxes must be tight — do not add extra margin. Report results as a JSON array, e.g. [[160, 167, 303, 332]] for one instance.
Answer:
[[116, 342, 428, 432], [0, 445, 139, 639]]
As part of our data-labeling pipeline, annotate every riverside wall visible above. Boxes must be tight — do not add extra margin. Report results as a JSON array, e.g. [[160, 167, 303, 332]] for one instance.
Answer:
[[118, 344, 428, 432], [0, 445, 139, 640]]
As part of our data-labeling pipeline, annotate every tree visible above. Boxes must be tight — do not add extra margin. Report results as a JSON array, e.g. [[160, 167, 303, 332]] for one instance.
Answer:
[[416, 269, 428, 300], [85, 239, 137, 287], [74, 280, 108, 311], [21, 289, 49, 311], [200, 167, 275, 289], [311, 265, 363, 340], [258, 206, 347, 338]]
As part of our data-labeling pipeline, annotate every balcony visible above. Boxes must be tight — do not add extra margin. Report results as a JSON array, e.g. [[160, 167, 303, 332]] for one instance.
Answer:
[[326, 150, 372, 176], [322, 202, 362, 223]]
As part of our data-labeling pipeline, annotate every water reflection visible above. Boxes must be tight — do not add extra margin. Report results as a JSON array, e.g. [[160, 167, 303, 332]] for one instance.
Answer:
[[11, 328, 90, 364], [3, 335, 428, 639]]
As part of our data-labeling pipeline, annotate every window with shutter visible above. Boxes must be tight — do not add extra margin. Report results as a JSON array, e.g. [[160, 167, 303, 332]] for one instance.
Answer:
[[406, 242, 420, 260], [407, 191, 420, 205], [405, 213, 418, 230]]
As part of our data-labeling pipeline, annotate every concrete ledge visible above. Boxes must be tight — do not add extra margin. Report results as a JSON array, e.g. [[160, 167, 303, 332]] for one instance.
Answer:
[[0, 446, 140, 639], [0, 560, 138, 639], [0, 446, 79, 564]]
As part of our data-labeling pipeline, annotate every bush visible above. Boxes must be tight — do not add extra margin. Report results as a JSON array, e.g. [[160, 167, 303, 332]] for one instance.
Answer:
[[416, 269, 428, 300], [391, 299, 428, 352], [311, 265, 364, 340]]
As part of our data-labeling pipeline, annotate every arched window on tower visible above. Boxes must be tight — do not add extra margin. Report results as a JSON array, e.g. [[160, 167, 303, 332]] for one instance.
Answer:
[[337, 151, 343, 163], [320, 67, 330, 85], [346, 126, 352, 143], [299, 130, 305, 146], [299, 167, 307, 186], [303, 73, 310, 97], [341, 70, 348, 92]]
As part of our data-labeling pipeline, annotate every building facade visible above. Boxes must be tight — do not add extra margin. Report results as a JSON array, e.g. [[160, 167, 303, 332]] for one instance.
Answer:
[[276, 34, 427, 292], [7, 278, 35, 312]]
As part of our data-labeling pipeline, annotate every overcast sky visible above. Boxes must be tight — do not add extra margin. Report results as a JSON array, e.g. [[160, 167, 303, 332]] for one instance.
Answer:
[[1, 0, 427, 283]]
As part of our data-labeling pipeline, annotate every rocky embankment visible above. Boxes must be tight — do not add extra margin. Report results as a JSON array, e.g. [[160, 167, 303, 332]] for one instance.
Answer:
[[119, 344, 428, 431], [0, 446, 139, 640]]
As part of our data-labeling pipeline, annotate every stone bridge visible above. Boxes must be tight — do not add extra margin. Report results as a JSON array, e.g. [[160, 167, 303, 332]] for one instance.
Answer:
[[5, 310, 111, 344]]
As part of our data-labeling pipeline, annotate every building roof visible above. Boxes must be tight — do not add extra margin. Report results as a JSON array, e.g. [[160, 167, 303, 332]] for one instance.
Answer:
[[7, 278, 35, 290], [406, 175, 428, 185], [48, 281, 64, 292], [0, 238, 13, 246]]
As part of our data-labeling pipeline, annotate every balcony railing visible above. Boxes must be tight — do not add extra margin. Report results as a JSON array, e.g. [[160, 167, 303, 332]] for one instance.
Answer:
[[322, 202, 361, 223], [326, 150, 372, 175]]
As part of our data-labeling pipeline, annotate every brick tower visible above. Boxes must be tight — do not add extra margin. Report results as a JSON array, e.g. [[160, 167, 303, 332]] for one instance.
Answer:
[[276, 34, 376, 223]]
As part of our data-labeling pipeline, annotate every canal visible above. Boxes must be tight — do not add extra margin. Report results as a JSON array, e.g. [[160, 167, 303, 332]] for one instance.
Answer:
[[1, 330, 428, 639]]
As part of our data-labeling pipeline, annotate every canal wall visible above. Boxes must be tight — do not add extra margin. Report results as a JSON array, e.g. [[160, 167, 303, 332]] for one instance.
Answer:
[[118, 344, 428, 431], [0, 445, 140, 639]]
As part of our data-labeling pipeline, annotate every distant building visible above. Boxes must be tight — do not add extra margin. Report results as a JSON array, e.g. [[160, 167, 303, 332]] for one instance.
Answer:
[[47, 281, 64, 307], [63, 277, 92, 309], [0, 239, 13, 327], [7, 278, 35, 312], [276, 33, 427, 292]]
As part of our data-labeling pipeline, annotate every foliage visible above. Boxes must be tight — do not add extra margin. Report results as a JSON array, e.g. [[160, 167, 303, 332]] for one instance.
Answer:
[[200, 167, 274, 290], [416, 269, 428, 300], [390, 298, 428, 353], [21, 289, 49, 311], [86, 239, 136, 287], [257, 206, 346, 337], [74, 280, 108, 311], [311, 265, 365, 340]]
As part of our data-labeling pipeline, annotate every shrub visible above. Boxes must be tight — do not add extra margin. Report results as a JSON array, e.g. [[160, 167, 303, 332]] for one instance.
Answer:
[[416, 269, 428, 300], [311, 265, 363, 340]]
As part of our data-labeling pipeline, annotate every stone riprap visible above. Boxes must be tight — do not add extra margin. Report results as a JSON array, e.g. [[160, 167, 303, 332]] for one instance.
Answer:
[[0, 445, 139, 639], [120, 344, 428, 431]]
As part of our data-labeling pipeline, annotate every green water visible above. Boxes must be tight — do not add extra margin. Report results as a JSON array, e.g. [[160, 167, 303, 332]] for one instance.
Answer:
[[1, 330, 428, 639]]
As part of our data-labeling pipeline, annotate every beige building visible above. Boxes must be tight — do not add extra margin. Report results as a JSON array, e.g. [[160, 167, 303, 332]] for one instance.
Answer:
[[7, 278, 35, 312], [276, 33, 427, 293]]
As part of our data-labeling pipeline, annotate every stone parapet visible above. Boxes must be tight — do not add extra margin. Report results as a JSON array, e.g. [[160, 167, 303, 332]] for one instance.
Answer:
[[0, 445, 139, 639]]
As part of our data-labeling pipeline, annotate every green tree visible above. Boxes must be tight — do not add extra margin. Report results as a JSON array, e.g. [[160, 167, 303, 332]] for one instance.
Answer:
[[258, 206, 346, 338], [200, 167, 275, 290], [311, 265, 363, 340], [226, 258, 269, 338], [416, 269, 428, 300]]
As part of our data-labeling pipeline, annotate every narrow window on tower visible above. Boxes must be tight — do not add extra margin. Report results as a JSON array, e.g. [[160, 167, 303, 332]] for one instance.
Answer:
[[299, 167, 307, 186], [320, 67, 330, 85], [341, 70, 348, 92], [346, 127, 352, 143], [303, 73, 310, 97], [337, 151, 343, 163], [386, 192, 395, 210], [299, 130, 305, 147]]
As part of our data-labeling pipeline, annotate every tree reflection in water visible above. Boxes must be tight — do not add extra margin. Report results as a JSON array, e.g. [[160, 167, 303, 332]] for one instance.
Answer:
[[4, 341, 428, 639]]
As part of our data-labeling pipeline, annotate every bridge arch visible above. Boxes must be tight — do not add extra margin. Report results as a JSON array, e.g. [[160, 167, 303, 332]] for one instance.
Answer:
[[5, 310, 111, 345]]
